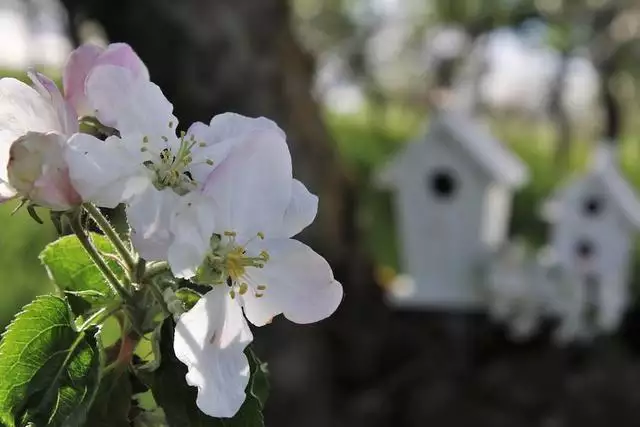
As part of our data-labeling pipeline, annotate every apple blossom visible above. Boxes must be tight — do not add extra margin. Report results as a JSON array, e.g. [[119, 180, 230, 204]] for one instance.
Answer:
[[63, 42, 149, 119], [0, 71, 79, 209], [172, 122, 343, 417]]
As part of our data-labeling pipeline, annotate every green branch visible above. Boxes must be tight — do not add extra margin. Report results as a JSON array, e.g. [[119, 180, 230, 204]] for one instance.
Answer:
[[83, 203, 137, 271], [70, 211, 133, 305]]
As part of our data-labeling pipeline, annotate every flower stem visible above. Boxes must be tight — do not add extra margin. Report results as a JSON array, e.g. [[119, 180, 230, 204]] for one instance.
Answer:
[[142, 261, 171, 281], [70, 211, 133, 304], [83, 203, 136, 271]]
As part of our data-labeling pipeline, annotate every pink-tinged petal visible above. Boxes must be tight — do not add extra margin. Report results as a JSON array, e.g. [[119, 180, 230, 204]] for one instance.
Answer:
[[86, 65, 176, 141], [174, 286, 253, 418], [168, 193, 217, 278], [243, 238, 343, 326], [65, 133, 150, 208], [202, 116, 292, 238], [7, 132, 81, 210], [96, 43, 149, 81], [63, 43, 104, 116], [28, 70, 78, 135], [0, 78, 62, 181], [278, 179, 318, 238], [127, 186, 178, 261]]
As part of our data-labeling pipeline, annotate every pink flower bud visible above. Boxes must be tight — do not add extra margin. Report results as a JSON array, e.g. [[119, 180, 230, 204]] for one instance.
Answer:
[[7, 132, 81, 211], [63, 43, 150, 118]]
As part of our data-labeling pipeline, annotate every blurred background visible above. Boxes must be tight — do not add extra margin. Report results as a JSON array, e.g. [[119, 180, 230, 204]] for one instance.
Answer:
[[3, 0, 640, 425]]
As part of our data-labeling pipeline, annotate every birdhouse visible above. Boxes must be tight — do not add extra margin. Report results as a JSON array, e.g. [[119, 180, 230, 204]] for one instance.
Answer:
[[541, 143, 640, 336], [376, 110, 529, 309]]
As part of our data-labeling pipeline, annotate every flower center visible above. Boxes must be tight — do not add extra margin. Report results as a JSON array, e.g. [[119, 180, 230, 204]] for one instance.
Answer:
[[194, 231, 270, 299], [141, 125, 213, 195]]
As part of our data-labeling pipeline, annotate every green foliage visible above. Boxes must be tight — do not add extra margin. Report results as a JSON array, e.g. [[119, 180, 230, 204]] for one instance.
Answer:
[[0, 295, 101, 427], [40, 233, 124, 315], [144, 318, 267, 427]]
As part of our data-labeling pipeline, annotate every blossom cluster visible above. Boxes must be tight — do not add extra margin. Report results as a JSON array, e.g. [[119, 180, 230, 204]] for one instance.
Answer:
[[0, 43, 342, 418]]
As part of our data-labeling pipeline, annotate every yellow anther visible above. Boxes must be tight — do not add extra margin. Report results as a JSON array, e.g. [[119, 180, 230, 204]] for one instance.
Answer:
[[257, 232, 265, 240], [259, 250, 270, 261], [206, 159, 214, 166], [169, 121, 174, 128], [224, 231, 237, 237], [229, 290, 236, 299], [255, 292, 264, 298], [140, 147, 148, 152], [161, 136, 169, 142], [256, 285, 267, 291], [143, 136, 149, 143], [199, 142, 207, 147]]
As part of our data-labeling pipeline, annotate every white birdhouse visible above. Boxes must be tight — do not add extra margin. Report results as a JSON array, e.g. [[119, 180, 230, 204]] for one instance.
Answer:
[[541, 143, 640, 337], [376, 110, 529, 309]]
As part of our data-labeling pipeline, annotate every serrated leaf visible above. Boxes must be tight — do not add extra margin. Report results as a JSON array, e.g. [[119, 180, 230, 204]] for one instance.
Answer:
[[144, 319, 266, 427], [0, 295, 102, 427], [86, 368, 133, 427], [39, 233, 125, 313]]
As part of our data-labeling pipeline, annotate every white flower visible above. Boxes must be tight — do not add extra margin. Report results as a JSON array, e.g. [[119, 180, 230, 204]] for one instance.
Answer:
[[173, 123, 343, 417], [64, 65, 230, 267], [0, 72, 80, 209]]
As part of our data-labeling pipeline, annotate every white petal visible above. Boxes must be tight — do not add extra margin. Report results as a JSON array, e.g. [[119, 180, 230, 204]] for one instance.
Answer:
[[168, 192, 216, 278], [127, 186, 178, 261], [174, 286, 253, 418], [278, 179, 318, 238], [243, 238, 343, 326], [86, 65, 177, 143], [0, 78, 61, 180], [65, 133, 150, 208], [207, 113, 286, 144], [202, 120, 292, 238], [28, 70, 78, 135]]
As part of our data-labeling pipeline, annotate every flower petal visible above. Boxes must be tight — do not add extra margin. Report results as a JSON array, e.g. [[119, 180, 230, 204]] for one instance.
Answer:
[[0, 78, 61, 180], [168, 192, 217, 278], [65, 133, 150, 208], [202, 117, 292, 238], [85, 65, 176, 142], [63, 43, 104, 116], [243, 238, 343, 326], [95, 43, 149, 81], [174, 286, 253, 418], [28, 70, 78, 135], [8, 131, 81, 210], [278, 179, 318, 238], [127, 186, 178, 261]]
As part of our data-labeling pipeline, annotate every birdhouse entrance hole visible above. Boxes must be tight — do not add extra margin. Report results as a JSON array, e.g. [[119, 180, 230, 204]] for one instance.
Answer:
[[428, 168, 458, 200], [575, 239, 595, 260], [583, 195, 605, 217]]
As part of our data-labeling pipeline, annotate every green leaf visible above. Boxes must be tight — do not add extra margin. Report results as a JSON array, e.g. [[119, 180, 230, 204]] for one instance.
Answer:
[[175, 287, 201, 311], [0, 295, 102, 427], [39, 233, 125, 313], [86, 368, 132, 427], [143, 319, 269, 427]]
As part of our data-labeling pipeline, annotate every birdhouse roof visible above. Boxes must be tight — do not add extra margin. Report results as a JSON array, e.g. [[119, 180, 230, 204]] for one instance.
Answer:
[[542, 144, 640, 228], [376, 110, 529, 188]]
